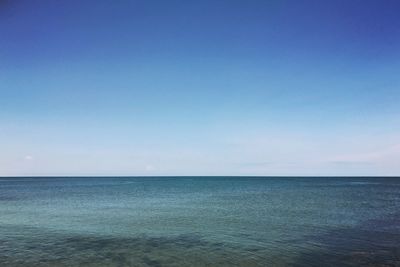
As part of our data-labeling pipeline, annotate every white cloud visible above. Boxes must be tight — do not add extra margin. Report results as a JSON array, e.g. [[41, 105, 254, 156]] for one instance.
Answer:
[[145, 164, 155, 171]]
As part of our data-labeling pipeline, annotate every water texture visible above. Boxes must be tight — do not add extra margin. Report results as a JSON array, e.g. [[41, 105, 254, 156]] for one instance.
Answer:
[[0, 177, 399, 266]]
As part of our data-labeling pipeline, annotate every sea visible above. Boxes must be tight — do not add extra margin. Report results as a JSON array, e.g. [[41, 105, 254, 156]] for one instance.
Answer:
[[0, 177, 399, 266]]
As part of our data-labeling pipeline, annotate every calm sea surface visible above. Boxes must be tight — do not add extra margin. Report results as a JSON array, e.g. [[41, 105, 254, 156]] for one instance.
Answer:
[[0, 177, 399, 266]]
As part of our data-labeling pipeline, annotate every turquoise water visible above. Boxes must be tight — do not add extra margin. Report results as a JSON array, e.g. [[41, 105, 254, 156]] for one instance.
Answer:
[[0, 177, 399, 266]]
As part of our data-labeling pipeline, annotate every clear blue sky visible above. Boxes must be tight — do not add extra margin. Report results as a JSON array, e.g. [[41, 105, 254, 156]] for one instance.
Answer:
[[1, 0, 399, 176]]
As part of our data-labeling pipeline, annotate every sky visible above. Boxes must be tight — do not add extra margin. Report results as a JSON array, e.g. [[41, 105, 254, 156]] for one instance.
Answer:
[[1, 0, 400, 176]]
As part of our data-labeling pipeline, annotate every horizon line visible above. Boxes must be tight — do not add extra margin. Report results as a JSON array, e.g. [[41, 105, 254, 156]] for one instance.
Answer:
[[1, 175, 399, 178]]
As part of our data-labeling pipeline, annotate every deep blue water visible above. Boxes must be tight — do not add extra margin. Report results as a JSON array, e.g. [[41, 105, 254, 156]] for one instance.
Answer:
[[0, 177, 399, 266]]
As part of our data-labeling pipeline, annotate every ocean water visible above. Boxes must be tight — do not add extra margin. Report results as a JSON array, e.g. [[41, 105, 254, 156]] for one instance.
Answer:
[[0, 177, 399, 267]]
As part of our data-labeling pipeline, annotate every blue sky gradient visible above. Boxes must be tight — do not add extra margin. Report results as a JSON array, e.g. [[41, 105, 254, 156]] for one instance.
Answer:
[[1, 0, 400, 176]]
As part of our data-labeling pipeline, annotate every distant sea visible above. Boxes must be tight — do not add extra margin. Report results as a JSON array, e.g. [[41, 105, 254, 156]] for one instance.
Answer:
[[0, 177, 399, 266]]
